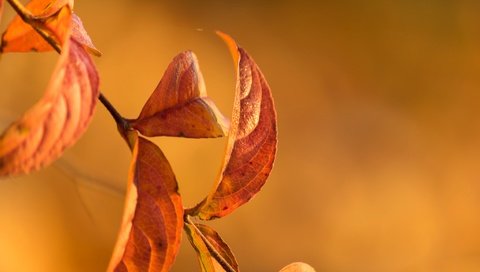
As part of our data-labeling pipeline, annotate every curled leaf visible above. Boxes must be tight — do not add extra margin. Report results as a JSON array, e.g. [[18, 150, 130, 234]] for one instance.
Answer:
[[188, 32, 277, 220], [0, 34, 99, 177], [108, 131, 183, 272], [0, 0, 100, 55], [131, 51, 229, 138], [185, 219, 239, 272], [279, 262, 316, 272]]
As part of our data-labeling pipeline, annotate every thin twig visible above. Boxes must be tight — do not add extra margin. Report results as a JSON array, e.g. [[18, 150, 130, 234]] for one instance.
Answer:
[[185, 215, 237, 272], [99, 93, 130, 131]]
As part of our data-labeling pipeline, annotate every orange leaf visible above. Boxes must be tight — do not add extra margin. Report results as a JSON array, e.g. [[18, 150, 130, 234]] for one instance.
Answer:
[[131, 51, 229, 138], [108, 131, 183, 272], [184, 219, 239, 272], [1, 2, 71, 53], [279, 262, 316, 272], [0, 0, 100, 55], [188, 32, 277, 220], [0, 36, 99, 176]]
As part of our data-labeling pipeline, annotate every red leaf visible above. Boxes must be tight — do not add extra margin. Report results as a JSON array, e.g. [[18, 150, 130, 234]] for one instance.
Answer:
[[0, 35, 99, 176], [0, 0, 100, 55], [184, 220, 239, 272], [131, 51, 229, 138], [108, 131, 183, 272], [188, 32, 277, 220]]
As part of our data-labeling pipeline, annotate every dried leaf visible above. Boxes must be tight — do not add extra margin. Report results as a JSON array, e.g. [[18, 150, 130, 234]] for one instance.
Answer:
[[185, 220, 239, 272], [188, 32, 277, 220], [108, 131, 183, 272], [279, 262, 316, 272], [131, 51, 229, 138], [0, 0, 100, 55], [0, 34, 99, 176]]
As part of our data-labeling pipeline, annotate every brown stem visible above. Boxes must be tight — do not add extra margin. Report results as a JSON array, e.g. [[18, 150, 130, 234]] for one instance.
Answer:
[[98, 93, 132, 144], [98, 93, 128, 130], [6, 0, 128, 133], [185, 215, 237, 272]]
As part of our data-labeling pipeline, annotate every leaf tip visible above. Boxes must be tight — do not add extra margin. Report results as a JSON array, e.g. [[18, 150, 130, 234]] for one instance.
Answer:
[[87, 46, 102, 57], [216, 31, 240, 68]]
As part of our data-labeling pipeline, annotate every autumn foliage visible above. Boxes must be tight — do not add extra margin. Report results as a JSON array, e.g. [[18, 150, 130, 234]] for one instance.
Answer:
[[0, 0, 311, 271]]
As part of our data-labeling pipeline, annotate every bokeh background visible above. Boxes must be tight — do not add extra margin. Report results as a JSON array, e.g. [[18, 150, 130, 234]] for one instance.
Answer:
[[2, 0, 480, 271]]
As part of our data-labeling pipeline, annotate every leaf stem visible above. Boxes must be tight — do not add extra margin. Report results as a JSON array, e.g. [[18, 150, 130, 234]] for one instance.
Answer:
[[6, 0, 130, 133], [185, 215, 237, 272], [98, 93, 131, 133]]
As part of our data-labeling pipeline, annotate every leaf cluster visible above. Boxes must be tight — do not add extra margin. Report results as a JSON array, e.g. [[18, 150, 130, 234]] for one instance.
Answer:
[[0, 1, 311, 271]]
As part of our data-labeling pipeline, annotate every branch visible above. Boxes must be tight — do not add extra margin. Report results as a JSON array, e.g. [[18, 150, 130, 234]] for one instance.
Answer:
[[6, 0, 129, 134], [6, 0, 62, 54], [185, 215, 237, 272]]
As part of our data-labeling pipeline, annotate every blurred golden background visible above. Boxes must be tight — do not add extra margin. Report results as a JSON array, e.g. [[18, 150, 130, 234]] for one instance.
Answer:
[[2, 0, 480, 271]]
